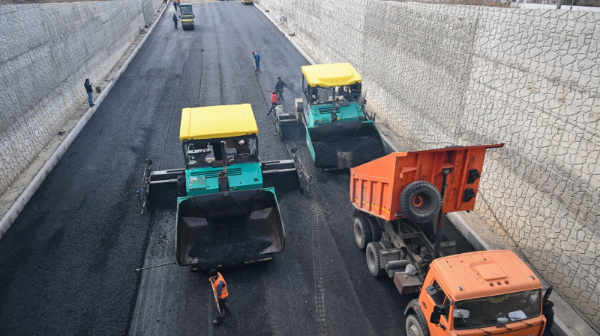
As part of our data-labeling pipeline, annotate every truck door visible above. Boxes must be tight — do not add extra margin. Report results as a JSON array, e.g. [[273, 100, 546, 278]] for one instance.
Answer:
[[423, 279, 450, 336]]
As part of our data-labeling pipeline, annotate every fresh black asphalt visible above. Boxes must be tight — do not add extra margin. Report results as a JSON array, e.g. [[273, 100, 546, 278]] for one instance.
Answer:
[[0, 2, 474, 335]]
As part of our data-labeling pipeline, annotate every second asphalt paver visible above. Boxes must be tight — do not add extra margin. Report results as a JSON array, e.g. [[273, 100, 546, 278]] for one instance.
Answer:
[[0, 2, 476, 335]]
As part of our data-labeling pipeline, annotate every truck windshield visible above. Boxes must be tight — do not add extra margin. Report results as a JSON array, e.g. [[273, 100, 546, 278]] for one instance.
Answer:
[[453, 289, 541, 330]]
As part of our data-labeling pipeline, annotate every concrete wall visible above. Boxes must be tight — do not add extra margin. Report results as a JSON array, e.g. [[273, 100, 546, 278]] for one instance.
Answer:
[[259, 0, 600, 327], [0, 0, 161, 195]]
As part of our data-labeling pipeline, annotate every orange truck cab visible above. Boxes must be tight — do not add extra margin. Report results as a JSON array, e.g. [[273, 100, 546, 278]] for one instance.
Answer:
[[404, 250, 547, 336]]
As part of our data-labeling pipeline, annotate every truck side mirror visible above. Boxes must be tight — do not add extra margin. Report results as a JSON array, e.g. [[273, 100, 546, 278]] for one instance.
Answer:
[[430, 305, 442, 324]]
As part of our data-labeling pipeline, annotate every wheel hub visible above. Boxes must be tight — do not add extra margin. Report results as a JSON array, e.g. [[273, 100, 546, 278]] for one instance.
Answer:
[[412, 195, 423, 207]]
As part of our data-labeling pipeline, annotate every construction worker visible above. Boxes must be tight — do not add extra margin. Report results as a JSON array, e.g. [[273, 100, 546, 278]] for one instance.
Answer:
[[252, 51, 260, 72], [267, 91, 278, 116], [209, 269, 231, 325], [275, 77, 287, 101]]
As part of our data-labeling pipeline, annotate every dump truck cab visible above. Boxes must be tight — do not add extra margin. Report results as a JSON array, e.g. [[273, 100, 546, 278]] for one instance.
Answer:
[[299, 63, 386, 169], [179, 4, 194, 30], [405, 250, 546, 336]]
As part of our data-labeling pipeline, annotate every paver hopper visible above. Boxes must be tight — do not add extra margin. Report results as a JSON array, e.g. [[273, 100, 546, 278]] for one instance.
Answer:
[[139, 104, 297, 269], [176, 188, 284, 267], [298, 63, 387, 169]]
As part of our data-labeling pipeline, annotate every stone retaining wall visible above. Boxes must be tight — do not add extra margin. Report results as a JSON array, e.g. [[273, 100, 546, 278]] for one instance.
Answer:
[[259, 0, 600, 327], [0, 0, 161, 196]]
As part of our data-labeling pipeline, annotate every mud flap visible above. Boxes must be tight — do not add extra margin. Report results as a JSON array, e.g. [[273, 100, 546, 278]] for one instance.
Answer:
[[176, 188, 285, 268], [307, 121, 386, 169]]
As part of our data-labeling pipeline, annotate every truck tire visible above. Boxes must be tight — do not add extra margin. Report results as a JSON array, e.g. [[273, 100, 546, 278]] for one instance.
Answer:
[[367, 217, 382, 242], [405, 314, 425, 336], [399, 181, 441, 224], [354, 217, 372, 250], [366, 242, 385, 277]]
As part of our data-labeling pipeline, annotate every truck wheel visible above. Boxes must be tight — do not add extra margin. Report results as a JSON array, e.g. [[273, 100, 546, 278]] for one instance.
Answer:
[[405, 314, 425, 336], [400, 181, 441, 223], [367, 217, 382, 242], [354, 217, 372, 250], [366, 242, 385, 277]]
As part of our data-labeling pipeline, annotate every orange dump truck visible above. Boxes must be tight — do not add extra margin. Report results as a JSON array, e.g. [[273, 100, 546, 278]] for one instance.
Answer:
[[349, 144, 552, 335]]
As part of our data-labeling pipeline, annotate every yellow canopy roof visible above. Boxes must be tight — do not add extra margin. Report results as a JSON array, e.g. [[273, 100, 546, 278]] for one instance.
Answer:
[[301, 63, 362, 88], [179, 104, 259, 141]]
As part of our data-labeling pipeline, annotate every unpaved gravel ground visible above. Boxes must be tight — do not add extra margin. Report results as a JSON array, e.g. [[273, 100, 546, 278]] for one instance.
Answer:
[[0, 2, 474, 335]]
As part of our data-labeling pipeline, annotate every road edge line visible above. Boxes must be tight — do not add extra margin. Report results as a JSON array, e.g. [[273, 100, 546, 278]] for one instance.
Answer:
[[0, 4, 168, 239]]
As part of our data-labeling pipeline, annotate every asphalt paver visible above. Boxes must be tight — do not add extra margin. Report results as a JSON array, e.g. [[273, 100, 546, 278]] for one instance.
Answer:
[[0, 3, 475, 335]]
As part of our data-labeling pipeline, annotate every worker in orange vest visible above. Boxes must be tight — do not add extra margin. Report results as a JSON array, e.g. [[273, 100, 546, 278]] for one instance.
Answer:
[[209, 268, 231, 325], [267, 91, 278, 116]]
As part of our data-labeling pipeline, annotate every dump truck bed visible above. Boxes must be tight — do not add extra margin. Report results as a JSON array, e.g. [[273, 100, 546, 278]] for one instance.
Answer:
[[349, 144, 503, 221]]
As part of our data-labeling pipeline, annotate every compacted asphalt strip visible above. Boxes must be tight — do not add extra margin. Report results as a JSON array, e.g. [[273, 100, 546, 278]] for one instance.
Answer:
[[0, 3, 475, 335]]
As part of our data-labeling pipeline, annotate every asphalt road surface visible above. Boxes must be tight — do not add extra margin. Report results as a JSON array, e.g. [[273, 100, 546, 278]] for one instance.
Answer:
[[0, 2, 474, 335]]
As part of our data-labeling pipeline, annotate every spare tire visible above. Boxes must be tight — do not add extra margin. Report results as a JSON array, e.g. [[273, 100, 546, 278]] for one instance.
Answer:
[[399, 181, 441, 223]]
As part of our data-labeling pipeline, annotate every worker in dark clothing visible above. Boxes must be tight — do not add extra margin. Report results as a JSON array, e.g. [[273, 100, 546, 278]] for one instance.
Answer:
[[173, 13, 178, 29], [345, 83, 359, 101], [84, 79, 94, 107], [542, 285, 554, 335], [252, 51, 260, 72], [275, 77, 287, 101], [309, 86, 319, 103], [267, 91, 278, 116], [209, 269, 231, 325], [235, 139, 250, 154], [542, 300, 554, 335], [173, 0, 178, 11]]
